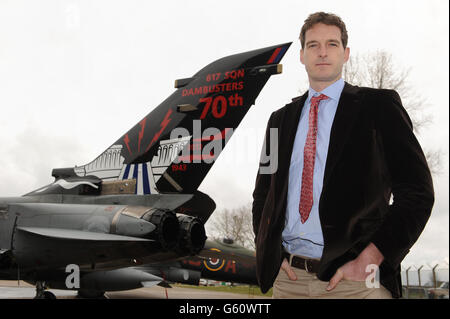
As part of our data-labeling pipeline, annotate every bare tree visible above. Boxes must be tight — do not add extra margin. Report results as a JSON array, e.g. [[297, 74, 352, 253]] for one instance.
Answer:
[[208, 203, 255, 250], [425, 149, 446, 176], [343, 51, 433, 132], [342, 50, 443, 175]]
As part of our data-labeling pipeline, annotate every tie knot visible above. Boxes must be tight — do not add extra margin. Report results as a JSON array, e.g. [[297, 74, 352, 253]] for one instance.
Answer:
[[311, 94, 329, 106]]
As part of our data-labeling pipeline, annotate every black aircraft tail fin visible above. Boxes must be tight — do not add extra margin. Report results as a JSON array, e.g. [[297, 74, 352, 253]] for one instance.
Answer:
[[49, 43, 291, 195]]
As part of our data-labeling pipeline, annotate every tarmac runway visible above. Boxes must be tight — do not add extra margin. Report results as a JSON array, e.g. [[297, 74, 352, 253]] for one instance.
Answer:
[[0, 280, 269, 299]]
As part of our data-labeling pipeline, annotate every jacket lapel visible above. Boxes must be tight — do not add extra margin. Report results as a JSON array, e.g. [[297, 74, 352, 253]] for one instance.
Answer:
[[322, 83, 362, 189], [278, 93, 308, 179]]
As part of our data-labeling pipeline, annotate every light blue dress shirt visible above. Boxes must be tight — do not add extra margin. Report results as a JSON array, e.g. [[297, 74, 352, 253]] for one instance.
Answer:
[[282, 78, 345, 259]]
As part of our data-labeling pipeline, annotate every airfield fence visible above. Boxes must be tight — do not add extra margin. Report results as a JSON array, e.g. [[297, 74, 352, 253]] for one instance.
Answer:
[[401, 260, 449, 299]]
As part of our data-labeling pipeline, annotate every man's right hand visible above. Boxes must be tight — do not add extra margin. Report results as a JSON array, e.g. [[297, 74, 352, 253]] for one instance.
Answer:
[[281, 258, 298, 281]]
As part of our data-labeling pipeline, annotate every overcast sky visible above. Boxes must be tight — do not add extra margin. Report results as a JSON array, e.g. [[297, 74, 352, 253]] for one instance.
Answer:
[[0, 0, 448, 268]]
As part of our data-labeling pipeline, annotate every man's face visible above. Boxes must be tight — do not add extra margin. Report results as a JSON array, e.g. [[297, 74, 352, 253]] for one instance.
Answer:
[[300, 23, 350, 87]]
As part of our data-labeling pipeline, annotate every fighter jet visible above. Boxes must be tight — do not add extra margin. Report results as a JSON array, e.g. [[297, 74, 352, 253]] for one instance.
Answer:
[[0, 42, 291, 298], [26, 237, 257, 298], [178, 238, 257, 286], [69, 238, 258, 299]]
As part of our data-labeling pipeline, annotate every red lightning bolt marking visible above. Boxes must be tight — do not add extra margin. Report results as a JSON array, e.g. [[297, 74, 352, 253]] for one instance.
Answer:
[[138, 118, 147, 153], [124, 134, 132, 155], [145, 108, 173, 152]]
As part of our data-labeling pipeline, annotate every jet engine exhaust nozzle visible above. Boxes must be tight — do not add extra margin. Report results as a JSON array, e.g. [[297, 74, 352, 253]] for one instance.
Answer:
[[176, 214, 206, 256], [143, 210, 179, 250]]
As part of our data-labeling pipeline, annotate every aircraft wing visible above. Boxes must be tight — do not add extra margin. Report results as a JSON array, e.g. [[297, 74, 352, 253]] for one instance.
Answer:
[[13, 223, 158, 272], [16, 227, 153, 242]]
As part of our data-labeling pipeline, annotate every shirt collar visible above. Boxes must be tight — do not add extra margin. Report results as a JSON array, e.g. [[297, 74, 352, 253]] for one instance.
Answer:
[[307, 78, 345, 103]]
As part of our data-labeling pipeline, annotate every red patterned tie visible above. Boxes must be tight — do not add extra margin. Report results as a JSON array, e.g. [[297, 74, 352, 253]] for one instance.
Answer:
[[299, 94, 329, 223]]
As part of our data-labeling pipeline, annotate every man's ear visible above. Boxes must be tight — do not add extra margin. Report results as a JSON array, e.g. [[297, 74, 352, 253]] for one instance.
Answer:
[[344, 46, 350, 63], [300, 49, 305, 65]]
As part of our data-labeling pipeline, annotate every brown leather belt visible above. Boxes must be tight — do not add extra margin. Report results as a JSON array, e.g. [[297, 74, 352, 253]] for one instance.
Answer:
[[283, 252, 320, 274]]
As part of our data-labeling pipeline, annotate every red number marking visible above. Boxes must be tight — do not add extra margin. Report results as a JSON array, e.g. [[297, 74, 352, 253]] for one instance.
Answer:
[[199, 97, 213, 119], [211, 96, 227, 118]]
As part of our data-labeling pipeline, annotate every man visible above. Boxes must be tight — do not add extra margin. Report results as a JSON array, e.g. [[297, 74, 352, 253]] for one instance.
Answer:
[[252, 12, 434, 298]]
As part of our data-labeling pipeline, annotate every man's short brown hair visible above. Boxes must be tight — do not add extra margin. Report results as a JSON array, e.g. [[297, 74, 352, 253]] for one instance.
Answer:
[[299, 12, 348, 49]]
